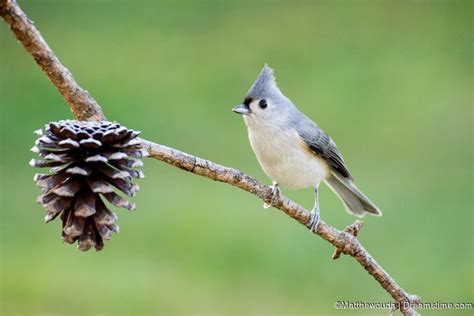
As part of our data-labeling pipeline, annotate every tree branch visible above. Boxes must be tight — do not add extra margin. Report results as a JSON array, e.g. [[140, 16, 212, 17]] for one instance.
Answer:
[[0, 0, 105, 121], [1, 0, 421, 314]]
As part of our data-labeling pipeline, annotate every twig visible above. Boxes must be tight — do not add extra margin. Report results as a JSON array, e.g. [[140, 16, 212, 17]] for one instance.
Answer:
[[1, 1, 421, 314], [0, 0, 105, 121], [332, 220, 364, 259]]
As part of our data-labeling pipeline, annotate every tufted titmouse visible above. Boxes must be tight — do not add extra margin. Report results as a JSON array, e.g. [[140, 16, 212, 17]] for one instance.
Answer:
[[232, 65, 381, 231]]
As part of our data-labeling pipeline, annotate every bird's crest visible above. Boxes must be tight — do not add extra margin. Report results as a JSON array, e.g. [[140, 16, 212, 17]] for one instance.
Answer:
[[246, 64, 280, 99]]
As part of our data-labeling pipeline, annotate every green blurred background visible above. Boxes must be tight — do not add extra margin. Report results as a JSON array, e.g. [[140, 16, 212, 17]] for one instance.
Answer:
[[1, 0, 472, 315]]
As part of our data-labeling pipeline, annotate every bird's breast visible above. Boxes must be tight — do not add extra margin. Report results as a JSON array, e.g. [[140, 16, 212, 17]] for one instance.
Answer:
[[247, 125, 329, 189]]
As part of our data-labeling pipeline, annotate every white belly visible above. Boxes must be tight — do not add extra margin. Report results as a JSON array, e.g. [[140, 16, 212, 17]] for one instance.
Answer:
[[247, 125, 329, 189]]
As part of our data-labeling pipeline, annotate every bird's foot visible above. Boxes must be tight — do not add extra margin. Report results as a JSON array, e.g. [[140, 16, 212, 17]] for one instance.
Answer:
[[309, 208, 320, 233], [263, 182, 280, 209]]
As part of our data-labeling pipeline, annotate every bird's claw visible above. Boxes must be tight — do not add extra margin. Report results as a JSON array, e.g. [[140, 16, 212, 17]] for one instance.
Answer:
[[309, 209, 320, 233], [263, 183, 280, 209]]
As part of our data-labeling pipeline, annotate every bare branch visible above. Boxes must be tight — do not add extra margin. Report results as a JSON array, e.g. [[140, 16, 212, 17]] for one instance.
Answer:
[[0, 0, 105, 121], [1, 1, 421, 314], [332, 220, 364, 260], [140, 140, 422, 315]]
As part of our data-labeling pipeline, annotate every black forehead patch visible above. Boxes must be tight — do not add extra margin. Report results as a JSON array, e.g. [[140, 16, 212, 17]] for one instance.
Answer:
[[244, 97, 252, 106]]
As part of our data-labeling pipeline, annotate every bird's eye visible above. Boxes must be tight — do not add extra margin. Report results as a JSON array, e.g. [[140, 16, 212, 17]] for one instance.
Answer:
[[259, 99, 268, 109]]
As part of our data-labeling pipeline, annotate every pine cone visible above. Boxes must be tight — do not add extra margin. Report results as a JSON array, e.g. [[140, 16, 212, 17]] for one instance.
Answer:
[[30, 120, 146, 251]]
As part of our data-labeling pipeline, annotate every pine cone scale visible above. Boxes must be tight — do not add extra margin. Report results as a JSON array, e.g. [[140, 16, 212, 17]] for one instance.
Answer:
[[50, 177, 82, 197], [74, 190, 96, 217]]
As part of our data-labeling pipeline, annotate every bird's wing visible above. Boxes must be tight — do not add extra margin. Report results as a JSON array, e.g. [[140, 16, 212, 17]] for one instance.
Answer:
[[296, 116, 353, 180]]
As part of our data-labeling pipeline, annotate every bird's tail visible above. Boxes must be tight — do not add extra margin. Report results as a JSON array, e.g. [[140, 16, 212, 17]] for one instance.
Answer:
[[325, 172, 382, 217]]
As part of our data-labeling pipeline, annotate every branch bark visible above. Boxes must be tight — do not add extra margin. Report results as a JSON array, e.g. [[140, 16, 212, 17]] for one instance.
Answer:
[[0, 0, 105, 121], [1, 1, 421, 314]]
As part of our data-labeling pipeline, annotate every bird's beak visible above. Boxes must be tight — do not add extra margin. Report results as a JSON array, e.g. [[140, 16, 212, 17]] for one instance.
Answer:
[[232, 104, 251, 115]]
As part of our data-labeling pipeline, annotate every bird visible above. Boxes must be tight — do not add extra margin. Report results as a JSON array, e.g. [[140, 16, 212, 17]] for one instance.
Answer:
[[232, 64, 381, 232]]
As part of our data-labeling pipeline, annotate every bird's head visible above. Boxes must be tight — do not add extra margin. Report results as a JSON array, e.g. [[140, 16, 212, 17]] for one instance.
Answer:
[[232, 64, 293, 126]]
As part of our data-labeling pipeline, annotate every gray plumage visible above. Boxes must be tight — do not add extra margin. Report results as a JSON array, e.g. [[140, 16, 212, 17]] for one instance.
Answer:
[[295, 113, 352, 180], [246, 65, 283, 100], [233, 64, 381, 220]]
